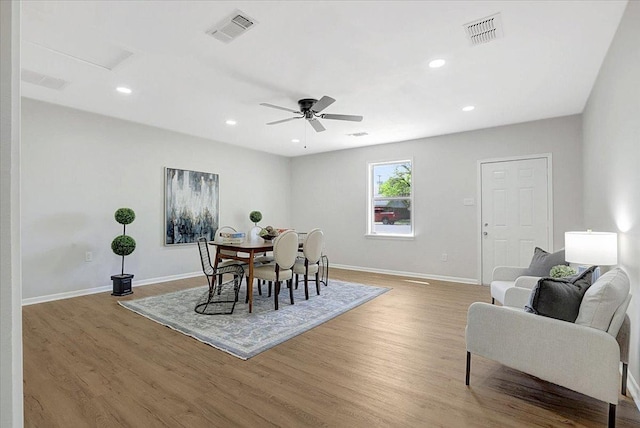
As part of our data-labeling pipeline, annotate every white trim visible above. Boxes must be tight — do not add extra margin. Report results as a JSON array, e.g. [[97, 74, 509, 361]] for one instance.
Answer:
[[364, 233, 414, 240], [21, 271, 202, 306], [477, 153, 554, 285], [1, 1, 23, 425], [332, 263, 480, 285], [624, 368, 640, 412]]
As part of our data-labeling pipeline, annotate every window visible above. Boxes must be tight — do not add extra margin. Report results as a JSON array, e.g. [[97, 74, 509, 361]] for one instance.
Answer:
[[368, 160, 413, 236]]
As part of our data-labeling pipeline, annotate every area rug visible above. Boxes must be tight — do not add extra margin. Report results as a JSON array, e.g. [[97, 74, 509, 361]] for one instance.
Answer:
[[118, 279, 389, 360]]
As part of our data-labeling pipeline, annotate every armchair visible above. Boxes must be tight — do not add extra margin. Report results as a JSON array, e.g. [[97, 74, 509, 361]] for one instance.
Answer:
[[490, 266, 540, 305], [467, 268, 631, 428], [491, 247, 568, 305]]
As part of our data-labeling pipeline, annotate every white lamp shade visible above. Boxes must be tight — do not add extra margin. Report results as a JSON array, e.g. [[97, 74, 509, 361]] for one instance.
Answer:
[[565, 231, 618, 266]]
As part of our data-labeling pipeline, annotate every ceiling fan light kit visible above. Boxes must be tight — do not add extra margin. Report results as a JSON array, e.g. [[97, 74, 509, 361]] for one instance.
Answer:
[[260, 95, 363, 133]]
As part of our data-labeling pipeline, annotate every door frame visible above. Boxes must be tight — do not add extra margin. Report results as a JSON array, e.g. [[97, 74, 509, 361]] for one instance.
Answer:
[[476, 153, 554, 285]]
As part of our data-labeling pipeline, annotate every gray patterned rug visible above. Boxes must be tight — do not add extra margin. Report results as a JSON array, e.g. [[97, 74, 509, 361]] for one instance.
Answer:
[[119, 279, 389, 360]]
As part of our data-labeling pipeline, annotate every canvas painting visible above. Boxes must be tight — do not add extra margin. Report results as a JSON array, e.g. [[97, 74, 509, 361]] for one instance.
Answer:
[[165, 167, 219, 245]]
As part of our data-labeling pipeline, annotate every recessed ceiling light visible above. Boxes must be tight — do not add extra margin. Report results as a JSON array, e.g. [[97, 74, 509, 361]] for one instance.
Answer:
[[462, 105, 475, 112], [291, 139, 300, 143], [116, 86, 132, 94], [429, 59, 446, 68], [225, 119, 237, 125]]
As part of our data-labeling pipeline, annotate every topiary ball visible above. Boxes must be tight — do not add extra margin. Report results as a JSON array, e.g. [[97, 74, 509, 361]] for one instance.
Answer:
[[114, 208, 135, 225], [111, 235, 136, 256], [249, 210, 262, 224]]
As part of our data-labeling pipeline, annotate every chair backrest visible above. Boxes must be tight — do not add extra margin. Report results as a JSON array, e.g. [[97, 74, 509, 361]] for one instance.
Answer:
[[608, 294, 632, 337], [215, 226, 236, 241], [197, 237, 213, 276], [273, 230, 298, 269], [303, 228, 324, 264], [215, 226, 237, 256]]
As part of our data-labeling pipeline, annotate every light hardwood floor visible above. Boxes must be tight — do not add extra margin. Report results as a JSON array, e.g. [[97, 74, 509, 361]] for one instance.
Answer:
[[23, 269, 639, 427]]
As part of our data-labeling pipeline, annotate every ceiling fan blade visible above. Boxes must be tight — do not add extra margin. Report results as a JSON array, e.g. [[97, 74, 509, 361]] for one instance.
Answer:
[[260, 103, 301, 114], [266, 117, 302, 125], [308, 118, 326, 132], [311, 96, 336, 113], [321, 113, 363, 122]]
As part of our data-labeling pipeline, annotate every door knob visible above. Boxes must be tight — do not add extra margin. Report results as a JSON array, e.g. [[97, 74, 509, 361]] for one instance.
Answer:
[[483, 232, 488, 236], [484, 223, 489, 227]]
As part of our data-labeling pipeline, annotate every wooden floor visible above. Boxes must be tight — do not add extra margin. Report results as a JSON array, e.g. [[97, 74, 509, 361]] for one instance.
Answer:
[[23, 269, 639, 427]]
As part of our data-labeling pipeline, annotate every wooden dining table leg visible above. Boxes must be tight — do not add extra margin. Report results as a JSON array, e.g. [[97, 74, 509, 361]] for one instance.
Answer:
[[247, 250, 254, 313]]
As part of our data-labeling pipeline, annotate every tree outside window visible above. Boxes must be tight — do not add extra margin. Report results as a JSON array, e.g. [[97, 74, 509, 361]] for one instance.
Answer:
[[369, 160, 413, 236]]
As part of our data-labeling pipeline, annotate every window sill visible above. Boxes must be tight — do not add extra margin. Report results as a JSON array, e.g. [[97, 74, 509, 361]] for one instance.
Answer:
[[365, 233, 415, 241]]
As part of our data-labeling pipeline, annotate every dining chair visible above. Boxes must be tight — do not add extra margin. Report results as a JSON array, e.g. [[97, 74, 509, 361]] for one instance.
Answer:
[[249, 225, 273, 264], [214, 226, 245, 268], [213, 226, 265, 300], [195, 237, 244, 315], [252, 229, 298, 310], [293, 228, 324, 300]]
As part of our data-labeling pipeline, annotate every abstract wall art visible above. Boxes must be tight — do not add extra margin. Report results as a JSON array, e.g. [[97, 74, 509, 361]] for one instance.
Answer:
[[165, 167, 219, 245]]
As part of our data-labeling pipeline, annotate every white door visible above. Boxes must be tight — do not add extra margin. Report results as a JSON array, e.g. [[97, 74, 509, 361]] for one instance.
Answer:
[[480, 157, 551, 284]]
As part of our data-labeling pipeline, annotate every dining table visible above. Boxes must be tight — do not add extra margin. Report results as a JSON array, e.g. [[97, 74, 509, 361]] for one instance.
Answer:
[[209, 239, 274, 313]]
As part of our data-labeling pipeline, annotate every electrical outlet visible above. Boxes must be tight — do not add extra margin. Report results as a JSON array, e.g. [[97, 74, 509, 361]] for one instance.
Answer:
[[85, 251, 93, 262], [441, 253, 448, 262]]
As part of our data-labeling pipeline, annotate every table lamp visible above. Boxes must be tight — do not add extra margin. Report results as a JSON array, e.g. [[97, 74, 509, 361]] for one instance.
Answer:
[[565, 230, 618, 281]]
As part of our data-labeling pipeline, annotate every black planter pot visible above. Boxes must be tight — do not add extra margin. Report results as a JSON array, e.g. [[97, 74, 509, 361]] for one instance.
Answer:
[[111, 274, 134, 296]]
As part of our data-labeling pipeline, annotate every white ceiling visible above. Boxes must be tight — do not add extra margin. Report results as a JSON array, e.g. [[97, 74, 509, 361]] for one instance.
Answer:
[[20, 1, 627, 157]]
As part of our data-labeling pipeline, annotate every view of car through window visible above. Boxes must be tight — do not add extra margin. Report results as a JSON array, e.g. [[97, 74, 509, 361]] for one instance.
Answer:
[[369, 160, 412, 235]]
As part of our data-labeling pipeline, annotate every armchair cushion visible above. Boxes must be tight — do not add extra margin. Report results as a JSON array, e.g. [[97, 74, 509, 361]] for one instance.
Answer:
[[524, 266, 595, 322], [576, 268, 630, 332], [523, 247, 568, 277]]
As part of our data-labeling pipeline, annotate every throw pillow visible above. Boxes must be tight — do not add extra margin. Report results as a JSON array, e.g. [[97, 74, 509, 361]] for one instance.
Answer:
[[575, 268, 630, 332], [524, 266, 596, 322], [523, 247, 568, 277]]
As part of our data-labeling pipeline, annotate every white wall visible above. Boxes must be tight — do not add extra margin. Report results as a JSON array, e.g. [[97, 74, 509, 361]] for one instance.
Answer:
[[21, 99, 291, 300], [582, 1, 640, 392], [291, 115, 584, 282], [0, 0, 23, 426]]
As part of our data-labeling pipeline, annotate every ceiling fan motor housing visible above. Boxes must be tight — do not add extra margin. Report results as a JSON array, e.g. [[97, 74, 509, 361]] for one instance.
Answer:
[[298, 98, 318, 113]]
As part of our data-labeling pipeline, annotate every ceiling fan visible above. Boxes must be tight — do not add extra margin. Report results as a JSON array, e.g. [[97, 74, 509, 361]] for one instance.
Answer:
[[260, 96, 363, 132]]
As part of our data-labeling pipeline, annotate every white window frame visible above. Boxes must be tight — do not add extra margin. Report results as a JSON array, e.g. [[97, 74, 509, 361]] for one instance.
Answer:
[[366, 159, 414, 239]]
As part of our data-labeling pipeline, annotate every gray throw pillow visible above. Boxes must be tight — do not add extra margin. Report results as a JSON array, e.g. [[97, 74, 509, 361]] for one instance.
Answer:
[[524, 266, 596, 322], [523, 247, 568, 277]]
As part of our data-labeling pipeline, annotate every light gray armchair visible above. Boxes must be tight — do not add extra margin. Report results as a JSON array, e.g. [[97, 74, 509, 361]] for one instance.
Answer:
[[490, 266, 540, 305], [467, 268, 631, 428]]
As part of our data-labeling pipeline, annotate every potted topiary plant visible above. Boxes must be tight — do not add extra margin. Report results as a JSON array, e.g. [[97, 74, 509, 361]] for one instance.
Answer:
[[111, 207, 136, 296], [249, 210, 262, 226]]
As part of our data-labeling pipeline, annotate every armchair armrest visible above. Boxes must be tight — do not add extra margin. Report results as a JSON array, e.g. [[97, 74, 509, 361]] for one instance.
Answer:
[[513, 275, 540, 290], [503, 287, 532, 308], [466, 302, 620, 404], [492, 266, 529, 281]]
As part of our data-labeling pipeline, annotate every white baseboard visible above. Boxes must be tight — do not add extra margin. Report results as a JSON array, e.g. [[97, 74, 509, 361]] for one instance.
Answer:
[[331, 263, 480, 285], [624, 367, 640, 412], [21, 271, 202, 306]]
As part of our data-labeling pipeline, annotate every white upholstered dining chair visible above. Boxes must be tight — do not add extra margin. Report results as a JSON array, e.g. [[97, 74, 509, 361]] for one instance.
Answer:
[[293, 228, 324, 300], [214, 226, 245, 268], [252, 230, 298, 310]]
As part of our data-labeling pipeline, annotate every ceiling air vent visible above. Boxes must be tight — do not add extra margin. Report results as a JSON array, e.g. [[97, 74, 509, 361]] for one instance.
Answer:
[[21, 69, 68, 90], [464, 13, 503, 46], [207, 10, 257, 43]]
